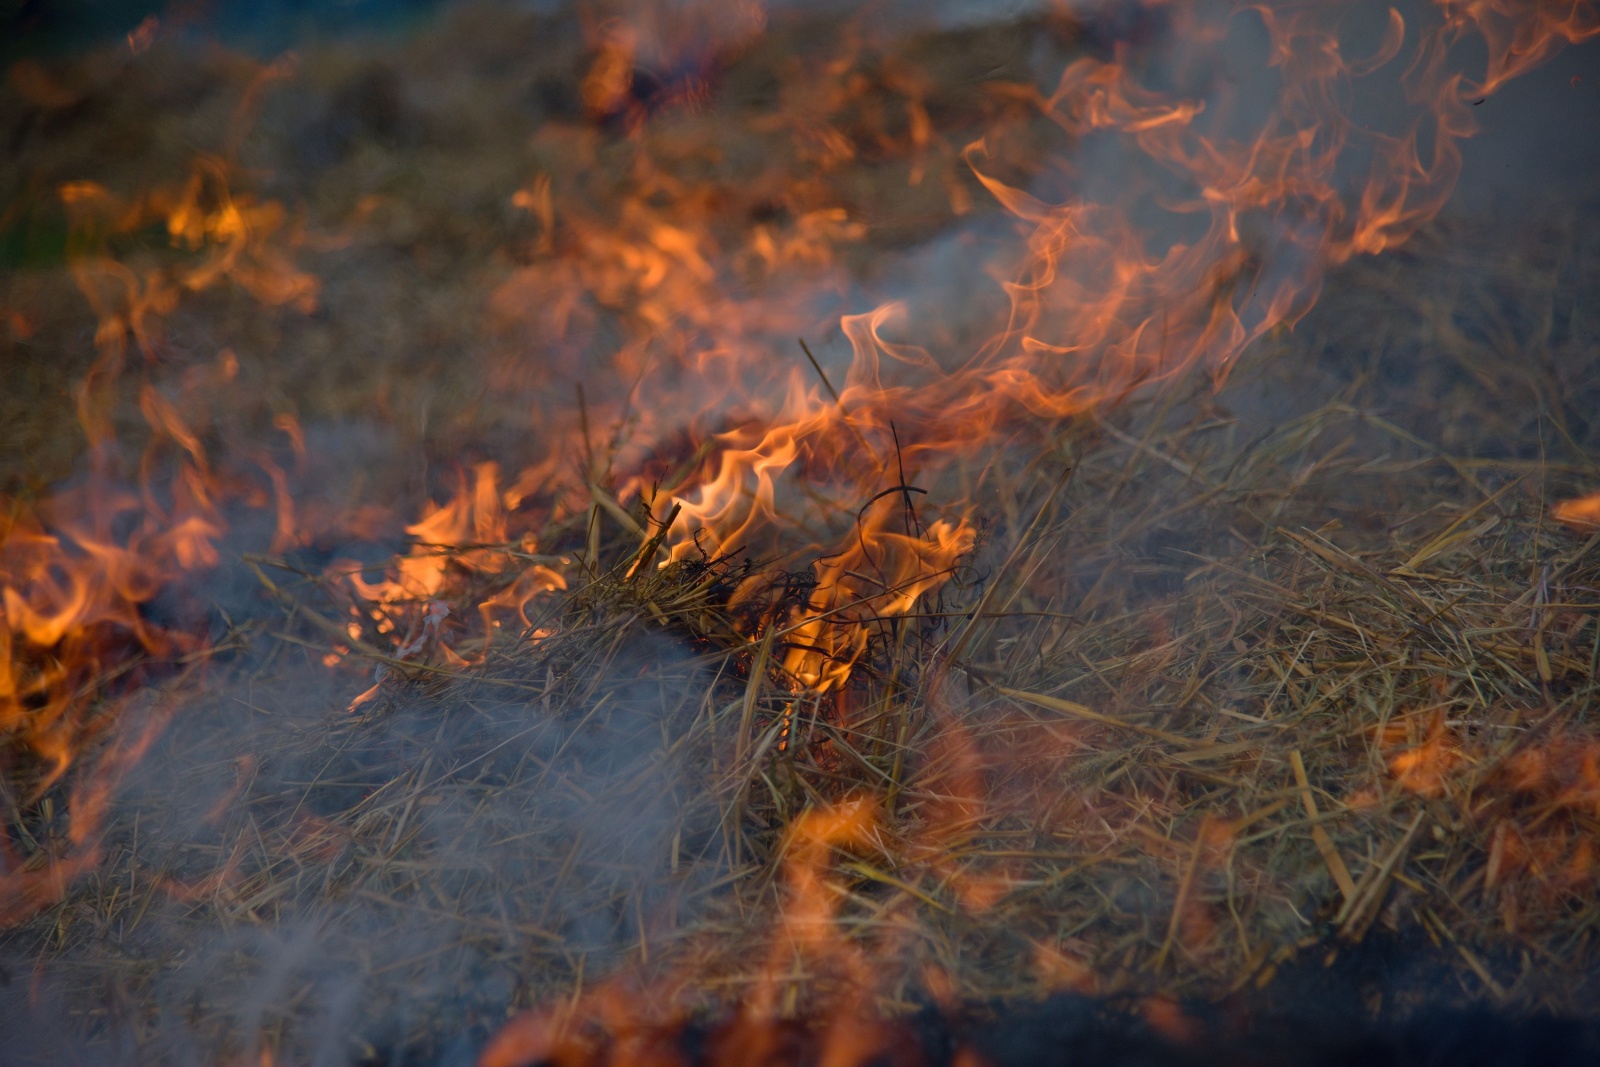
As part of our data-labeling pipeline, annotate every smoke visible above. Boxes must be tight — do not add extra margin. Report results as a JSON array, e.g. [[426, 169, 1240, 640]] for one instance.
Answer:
[[4, 1, 1598, 1060], [1, 544, 725, 1063]]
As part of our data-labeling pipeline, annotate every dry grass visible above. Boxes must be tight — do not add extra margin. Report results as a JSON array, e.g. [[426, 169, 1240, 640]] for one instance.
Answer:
[[11, 211, 1600, 1058], [1, 5, 1598, 1063]]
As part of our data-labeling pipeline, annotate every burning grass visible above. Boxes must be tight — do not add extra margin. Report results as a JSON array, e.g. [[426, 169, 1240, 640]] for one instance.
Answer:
[[3, 2, 1600, 1063], [7, 215, 1600, 1057]]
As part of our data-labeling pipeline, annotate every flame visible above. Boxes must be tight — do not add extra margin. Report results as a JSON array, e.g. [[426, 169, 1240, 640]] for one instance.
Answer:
[[456, 6, 1600, 1047], [1486, 734, 1600, 905], [2, 100, 318, 920], [466, 0, 1600, 725], [479, 796, 890, 1067], [341, 462, 568, 688], [1385, 708, 1468, 797], [1552, 490, 1600, 529], [7, 0, 1600, 1046], [1371, 705, 1600, 924], [581, 20, 640, 120], [523, 3, 1588, 575]]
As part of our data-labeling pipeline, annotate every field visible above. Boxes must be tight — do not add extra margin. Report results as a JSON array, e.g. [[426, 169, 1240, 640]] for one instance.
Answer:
[[3, 3, 1600, 1063]]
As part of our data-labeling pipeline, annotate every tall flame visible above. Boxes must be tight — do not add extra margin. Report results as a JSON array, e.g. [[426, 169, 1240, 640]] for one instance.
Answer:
[[306, 1, 1600, 741], [1, 141, 317, 920]]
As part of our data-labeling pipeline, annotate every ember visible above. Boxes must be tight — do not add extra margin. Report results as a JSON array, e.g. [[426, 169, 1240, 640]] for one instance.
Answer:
[[2, 1, 1599, 1063]]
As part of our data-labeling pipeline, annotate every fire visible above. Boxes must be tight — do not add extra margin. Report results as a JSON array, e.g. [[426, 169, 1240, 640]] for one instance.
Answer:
[[1, 98, 318, 921], [468, 0, 1600, 729], [1486, 735, 1600, 907], [471, 6, 1600, 1047], [508, 0, 1600, 621], [338, 462, 568, 694], [478, 796, 894, 1067], [1553, 490, 1600, 529], [1372, 706, 1600, 932], [1384, 708, 1468, 798], [5, 0, 1600, 1054]]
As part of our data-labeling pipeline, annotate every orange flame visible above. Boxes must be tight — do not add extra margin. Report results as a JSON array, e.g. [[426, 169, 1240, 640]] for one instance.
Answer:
[[340, 462, 568, 694], [370, 0, 1600, 774], [7, 0, 1600, 1040], [2, 125, 318, 919]]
